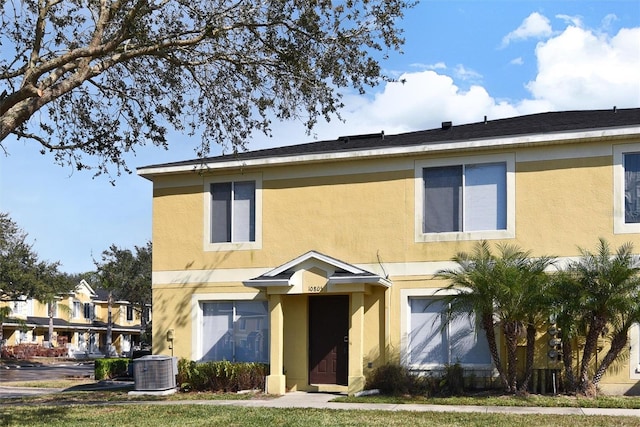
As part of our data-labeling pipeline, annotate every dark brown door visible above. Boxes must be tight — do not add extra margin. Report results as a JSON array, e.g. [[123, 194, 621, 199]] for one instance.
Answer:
[[308, 295, 349, 385]]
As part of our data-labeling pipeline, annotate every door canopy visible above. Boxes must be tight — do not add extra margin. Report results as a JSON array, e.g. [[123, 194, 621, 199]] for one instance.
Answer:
[[243, 251, 391, 292]]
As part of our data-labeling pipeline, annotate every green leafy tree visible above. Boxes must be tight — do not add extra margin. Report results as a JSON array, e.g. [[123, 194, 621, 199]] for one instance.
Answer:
[[0, 212, 73, 302], [95, 242, 152, 352], [437, 241, 554, 393], [39, 271, 76, 346], [1, 212, 76, 346], [1, 0, 412, 177]]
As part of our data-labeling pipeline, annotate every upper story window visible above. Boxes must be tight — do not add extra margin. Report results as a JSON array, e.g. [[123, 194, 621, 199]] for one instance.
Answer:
[[83, 302, 94, 320], [211, 181, 255, 243], [624, 153, 640, 223], [126, 305, 134, 322], [204, 174, 262, 251], [73, 301, 81, 318], [614, 144, 640, 234], [415, 154, 515, 242], [10, 298, 32, 317]]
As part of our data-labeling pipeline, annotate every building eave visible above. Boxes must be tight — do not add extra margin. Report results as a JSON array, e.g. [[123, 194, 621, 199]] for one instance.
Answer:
[[137, 126, 640, 179]]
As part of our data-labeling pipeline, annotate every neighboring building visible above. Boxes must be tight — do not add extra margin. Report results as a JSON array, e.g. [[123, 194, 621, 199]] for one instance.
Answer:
[[138, 108, 640, 395], [0, 279, 146, 358]]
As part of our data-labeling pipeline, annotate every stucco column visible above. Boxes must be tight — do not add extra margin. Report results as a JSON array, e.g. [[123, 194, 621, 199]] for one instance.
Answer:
[[266, 294, 286, 395], [348, 292, 365, 395]]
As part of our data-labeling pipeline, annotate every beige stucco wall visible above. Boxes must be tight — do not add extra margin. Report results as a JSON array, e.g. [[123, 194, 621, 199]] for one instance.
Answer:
[[149, 136, 640, 393]]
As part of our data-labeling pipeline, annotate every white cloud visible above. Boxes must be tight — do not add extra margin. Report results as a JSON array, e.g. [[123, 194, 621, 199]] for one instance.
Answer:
[[556, 14, 583, 28], [453, 64, 483, 82], [526, 26, 640, 110], [501, 12, 553, 47], [409, 62, 447, 71], [258, 20, 639, 149], [601, 13, 618, 32], [510, 57, 524, 65]]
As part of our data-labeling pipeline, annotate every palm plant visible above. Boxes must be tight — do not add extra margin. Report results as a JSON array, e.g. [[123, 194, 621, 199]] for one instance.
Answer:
[[437, 241, 554, 393], [437, 241, 508, 390], [546, 270, 585, 392], [563, 239, 640, 396]]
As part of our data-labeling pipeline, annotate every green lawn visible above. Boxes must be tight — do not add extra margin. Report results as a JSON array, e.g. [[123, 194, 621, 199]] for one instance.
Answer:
[[2, 380, 640, 426], [336, 393, 640, 409], [1, 405, 639, 427]]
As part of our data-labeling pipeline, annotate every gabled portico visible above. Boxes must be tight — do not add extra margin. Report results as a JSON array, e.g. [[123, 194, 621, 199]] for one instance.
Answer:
[[244, 251, 391, 395]]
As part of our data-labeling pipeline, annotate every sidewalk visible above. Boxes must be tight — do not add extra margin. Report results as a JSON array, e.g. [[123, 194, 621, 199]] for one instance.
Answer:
[[252, 391, 640, 417], [2, 387, 640, 417]]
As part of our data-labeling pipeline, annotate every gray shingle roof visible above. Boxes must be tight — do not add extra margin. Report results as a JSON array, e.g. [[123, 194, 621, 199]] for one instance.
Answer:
[[139, 108, 640, 170]]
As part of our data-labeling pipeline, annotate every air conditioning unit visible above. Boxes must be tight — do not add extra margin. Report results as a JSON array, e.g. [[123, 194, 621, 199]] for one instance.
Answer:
[[133, 355, 177, 391]]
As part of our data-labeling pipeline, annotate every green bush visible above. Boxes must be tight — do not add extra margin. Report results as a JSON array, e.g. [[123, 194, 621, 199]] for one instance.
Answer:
[[366, 363, 438, 396], [440, 363, 465, 396], [176, 359, 268, 392], [366, 363, 467, 397], [95, 358, 130, 380]]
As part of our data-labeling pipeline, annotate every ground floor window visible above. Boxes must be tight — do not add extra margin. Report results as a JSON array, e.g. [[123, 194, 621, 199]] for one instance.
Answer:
[[408, 297, 491, 367], [202, 301, 268, 363]]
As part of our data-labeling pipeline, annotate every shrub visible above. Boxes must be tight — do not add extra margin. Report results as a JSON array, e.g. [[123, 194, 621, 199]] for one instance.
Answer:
[[176, 359, 268, 393], [366, 363, 438, 396], [366, 363, 468, 397], [440, 363, 465, 396], [95, 358, 130, 380]]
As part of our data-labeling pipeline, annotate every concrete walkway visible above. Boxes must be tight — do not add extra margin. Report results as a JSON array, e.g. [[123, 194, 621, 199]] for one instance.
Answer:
[[255, 391, 640, 417], [2, 387, 640, 417]]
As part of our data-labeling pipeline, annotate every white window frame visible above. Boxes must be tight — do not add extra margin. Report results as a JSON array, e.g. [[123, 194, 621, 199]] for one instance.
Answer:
[[415, 153, 515, 242], [630, 323, 640, 379], [613, 143, 640, 234], [73, 301, 81, 319], [400, 288, 494, 371], [191, 292, 268, 362], [203, 173, 263, 251]]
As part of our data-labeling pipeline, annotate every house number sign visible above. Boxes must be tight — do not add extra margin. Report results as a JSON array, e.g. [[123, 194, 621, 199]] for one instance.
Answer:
[[306, 285, 326, 293]]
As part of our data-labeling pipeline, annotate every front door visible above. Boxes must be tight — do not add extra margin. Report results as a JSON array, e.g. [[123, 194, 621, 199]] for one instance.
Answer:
[[308, 295, 349, 385]]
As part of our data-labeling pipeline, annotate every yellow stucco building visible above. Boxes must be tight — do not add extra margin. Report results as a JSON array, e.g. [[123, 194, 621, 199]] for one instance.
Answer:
[[138, 108, 640, 395]]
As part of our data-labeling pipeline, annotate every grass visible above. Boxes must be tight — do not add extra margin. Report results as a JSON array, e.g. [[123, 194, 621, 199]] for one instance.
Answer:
[[1, 379, 95, 389], [0, 405, 639, 427], [1, 381, 640, 426], [4, 378, 640, 409], [335, 393, 640, 409]]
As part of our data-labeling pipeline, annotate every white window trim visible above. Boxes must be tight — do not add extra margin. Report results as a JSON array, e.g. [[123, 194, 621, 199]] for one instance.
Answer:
[[73, 301, 82, 319], [630, 323, 640, 379], [400, 288, 495, 371], [203, 173, 263, 251], [191, 292, 267, 361], [414, 153, 515, 242], [613, 143, 640, 234]]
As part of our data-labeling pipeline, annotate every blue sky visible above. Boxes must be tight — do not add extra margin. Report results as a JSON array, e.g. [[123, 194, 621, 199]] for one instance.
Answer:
[[1, 0, 639, 274]]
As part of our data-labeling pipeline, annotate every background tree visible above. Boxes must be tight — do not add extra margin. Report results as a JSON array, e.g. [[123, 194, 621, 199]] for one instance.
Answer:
[[0, 212, 73, 302], [1, 0, 411, 177], [95, 242, 152, 352], [39, 270, 77, 346]]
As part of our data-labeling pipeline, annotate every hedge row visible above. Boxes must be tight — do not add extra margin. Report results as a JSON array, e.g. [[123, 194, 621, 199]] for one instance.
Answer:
[[95, 358, 130, 380], [176, 359, 268, 392]]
